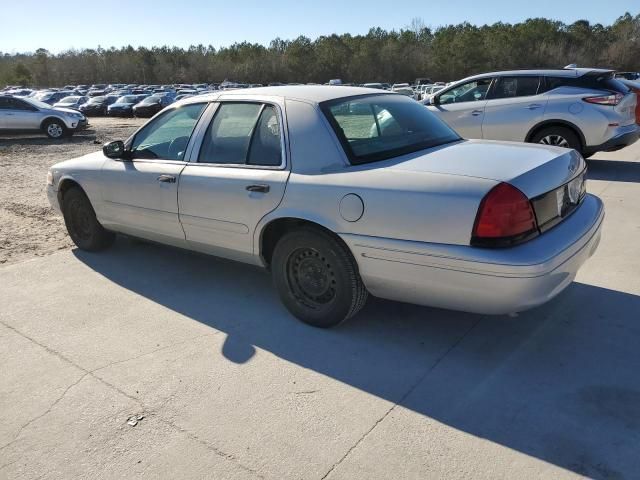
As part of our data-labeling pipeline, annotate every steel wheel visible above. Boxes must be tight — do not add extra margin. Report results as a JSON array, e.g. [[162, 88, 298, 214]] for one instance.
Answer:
[[272, 227, 368, 327], [62, 188, 115, 251], [286, 247, 337, 310], [539, 134, 570, 148]]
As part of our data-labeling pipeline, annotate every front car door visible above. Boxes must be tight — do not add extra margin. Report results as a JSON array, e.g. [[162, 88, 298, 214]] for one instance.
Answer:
[[427, 78, 492, 139], [178, 100, 290, 264], [1, 97, 42, 130], [98, 102, 207, 246], [481, 75, 547, 141]]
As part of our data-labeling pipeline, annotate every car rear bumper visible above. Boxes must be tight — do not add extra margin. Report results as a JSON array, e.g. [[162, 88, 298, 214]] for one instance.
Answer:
[[340, 194, 604, 315], [585, 124, 640, 155]]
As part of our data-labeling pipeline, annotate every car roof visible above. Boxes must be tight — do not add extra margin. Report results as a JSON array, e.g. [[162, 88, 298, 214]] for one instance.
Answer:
[[180, 85, 392, 105]]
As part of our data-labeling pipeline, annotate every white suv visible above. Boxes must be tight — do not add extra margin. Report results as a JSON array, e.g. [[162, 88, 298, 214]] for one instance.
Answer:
[[423, 68, 639, 157]]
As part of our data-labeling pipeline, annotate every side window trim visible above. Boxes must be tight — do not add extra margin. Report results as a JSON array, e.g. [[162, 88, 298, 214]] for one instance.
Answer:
[[189, 101, 287, 170]]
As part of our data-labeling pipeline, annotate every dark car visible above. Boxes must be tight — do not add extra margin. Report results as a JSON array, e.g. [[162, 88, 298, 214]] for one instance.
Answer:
[[132, 94, 173, 118], [78, 95, 118, 116], [107, 95, 147, 117]]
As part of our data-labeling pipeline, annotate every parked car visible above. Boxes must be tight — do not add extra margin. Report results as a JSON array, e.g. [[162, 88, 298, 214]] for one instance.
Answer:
[[53, 95, 88, 111], [79, 95, 118, 116], [615, 72, 640, 81], [0, 95, 87, 138], [107, 95, 145, 117], [423, 68, 639, 157], [362, 83, 385, 90], [46, 86, 602, 327], [132, 94, 173, 117], [620, 79, 640, 124], [33, 90, 75, 105]]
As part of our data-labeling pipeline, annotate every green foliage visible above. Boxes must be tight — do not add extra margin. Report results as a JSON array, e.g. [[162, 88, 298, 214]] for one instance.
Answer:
[[1, 13, 638, 87]]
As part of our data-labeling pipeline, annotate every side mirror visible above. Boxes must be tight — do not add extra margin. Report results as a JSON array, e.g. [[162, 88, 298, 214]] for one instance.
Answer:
[[103, 140, 129, 160]]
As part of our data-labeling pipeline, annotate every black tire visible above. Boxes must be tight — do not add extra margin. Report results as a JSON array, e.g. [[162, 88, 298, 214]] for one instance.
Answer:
[[43, 119, 67, 139], [62, 187, 115, 251], [531, 126, 582, 153], [271, 227, 368, 328]]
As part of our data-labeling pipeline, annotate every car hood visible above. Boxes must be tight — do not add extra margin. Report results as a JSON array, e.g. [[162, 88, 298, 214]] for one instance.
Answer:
[[384, 139, 585, 198]]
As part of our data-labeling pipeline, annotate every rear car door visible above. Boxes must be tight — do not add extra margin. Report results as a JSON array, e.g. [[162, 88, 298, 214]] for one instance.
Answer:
[[427, 78, 492, 139], [99, 103, 207, 245], [178, 101, 290, 263], [481, 75, 546, 141]]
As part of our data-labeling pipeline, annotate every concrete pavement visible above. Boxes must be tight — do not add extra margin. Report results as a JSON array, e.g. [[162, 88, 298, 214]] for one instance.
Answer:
[[1, 145, 640, 479]]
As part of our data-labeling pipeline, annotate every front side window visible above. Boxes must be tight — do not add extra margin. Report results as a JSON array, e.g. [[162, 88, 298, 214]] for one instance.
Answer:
[[322, 94, 460, 164], [489, 76, 540, 99], [198, 103, 283, 166], [131, 103, 205, 160], [438, 78, 492, 105]]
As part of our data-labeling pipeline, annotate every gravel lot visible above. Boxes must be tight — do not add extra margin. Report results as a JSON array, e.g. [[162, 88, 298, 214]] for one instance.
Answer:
[[0, 117, 145, 265]]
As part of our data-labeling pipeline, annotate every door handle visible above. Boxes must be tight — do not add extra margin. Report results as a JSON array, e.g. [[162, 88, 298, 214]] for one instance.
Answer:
[[246, 184, 270, 193], [471, 110, 483, 116], [157, 174, 176, 183], [527, 104, 542, 110]]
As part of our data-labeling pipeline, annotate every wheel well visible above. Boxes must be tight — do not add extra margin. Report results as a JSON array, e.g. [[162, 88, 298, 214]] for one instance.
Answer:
[[526, 121, 585, 151], [40, 116, 66, 130], [260, 218, 347, 268], [56, 179, 84, 207]]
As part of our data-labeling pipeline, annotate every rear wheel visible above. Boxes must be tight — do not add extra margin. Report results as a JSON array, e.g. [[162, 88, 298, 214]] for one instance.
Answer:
[[271, 227, 368, 328], [43, 119, 67, 139], [62, 187, 115, 251], [531, 127, 582, 153]]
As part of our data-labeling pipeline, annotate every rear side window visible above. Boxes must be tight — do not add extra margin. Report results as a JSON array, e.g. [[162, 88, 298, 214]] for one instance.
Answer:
[[544, 73, 629, 94], [198, 102, 283, 167], [489, 76, 541, 99]]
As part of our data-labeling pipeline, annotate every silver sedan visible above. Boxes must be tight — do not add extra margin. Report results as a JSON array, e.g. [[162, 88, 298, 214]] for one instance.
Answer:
[[47, 86, 603, 327]]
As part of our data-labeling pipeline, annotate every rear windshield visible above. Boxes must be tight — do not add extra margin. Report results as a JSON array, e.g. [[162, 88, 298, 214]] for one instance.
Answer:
[[321, 94, 460, 164]]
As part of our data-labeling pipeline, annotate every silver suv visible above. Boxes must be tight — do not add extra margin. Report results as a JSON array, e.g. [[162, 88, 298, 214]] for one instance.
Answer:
[[0, 95, 87, 139], [423, 68, 639, 157]]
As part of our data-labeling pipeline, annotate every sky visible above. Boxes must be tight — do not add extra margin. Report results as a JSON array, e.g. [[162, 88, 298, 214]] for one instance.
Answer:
[[1, 0, 638, 54]]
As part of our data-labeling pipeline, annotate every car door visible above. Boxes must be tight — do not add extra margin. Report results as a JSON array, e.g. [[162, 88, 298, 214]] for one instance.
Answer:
[[99, 102, 207, 246], [178, 101, 290, 264], [426, 78, 492, 139], [481, 75, 547, 141], [3, 97, 42, 129]]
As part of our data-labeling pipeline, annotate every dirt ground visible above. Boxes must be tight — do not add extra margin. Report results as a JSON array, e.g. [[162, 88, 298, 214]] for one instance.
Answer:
[[0, 117, 145, 265]]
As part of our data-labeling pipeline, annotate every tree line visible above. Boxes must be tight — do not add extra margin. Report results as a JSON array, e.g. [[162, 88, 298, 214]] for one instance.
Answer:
[[1, 13, 639, 88]]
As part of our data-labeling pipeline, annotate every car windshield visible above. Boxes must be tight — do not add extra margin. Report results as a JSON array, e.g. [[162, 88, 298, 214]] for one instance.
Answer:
[[59, 96, 80, 103], [22, 97, 51, 110], [89, 96, 105, 103], [116, 95, 137, 104], [321, 94, 460, 164], [34, 92, 53, 100], [141, 95, 161, 104]]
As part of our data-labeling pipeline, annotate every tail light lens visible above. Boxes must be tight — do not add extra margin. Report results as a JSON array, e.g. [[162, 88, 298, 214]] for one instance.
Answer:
[[582, 93, 623, 106], [472, 183, 538, 247]]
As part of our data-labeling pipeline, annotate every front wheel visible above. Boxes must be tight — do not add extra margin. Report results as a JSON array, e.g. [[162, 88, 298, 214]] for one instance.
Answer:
[[271, 228, 368, 328], [43, 119, 67, 139], [62, 187, 115, 251]]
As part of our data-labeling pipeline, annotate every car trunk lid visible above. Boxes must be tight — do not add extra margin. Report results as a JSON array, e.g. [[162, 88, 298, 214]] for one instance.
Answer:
[[386, 139, 586, 199]]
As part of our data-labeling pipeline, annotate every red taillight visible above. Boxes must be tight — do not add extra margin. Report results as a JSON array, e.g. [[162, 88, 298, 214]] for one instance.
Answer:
[[583, 93, 623, 106], [472, 183, 538, 247]]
